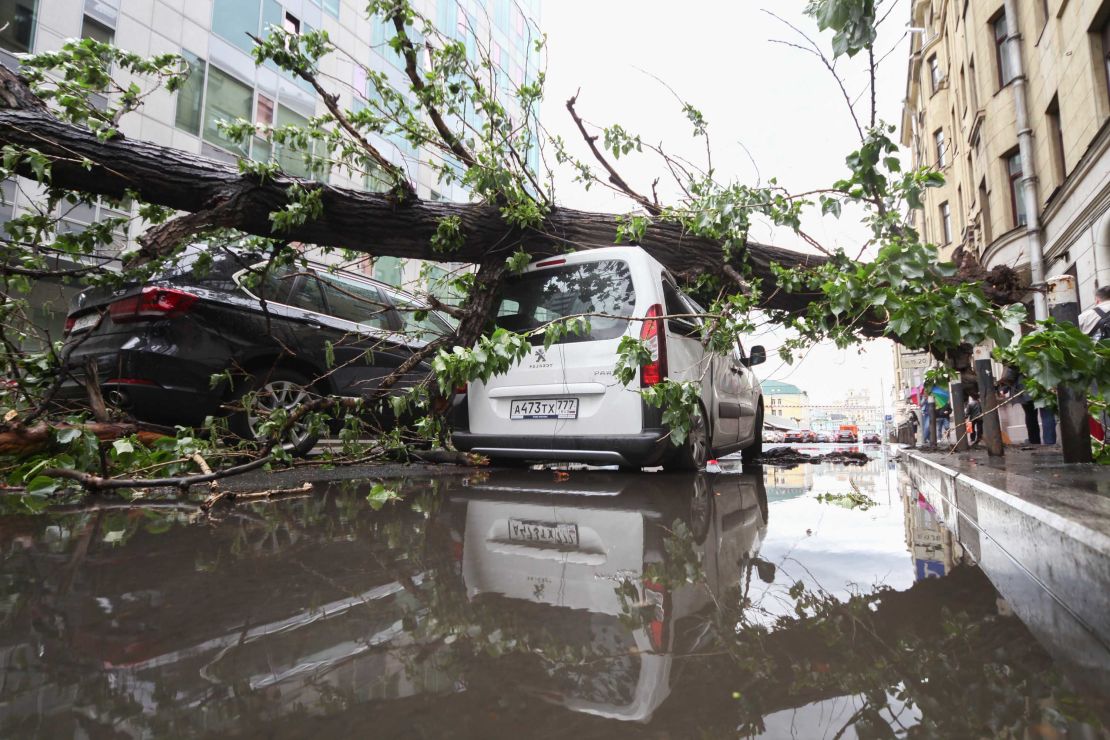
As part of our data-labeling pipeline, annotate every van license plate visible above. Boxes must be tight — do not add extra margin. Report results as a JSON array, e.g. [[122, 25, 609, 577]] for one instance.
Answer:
[[508, 519, 579, 547], [510, 398, 578, 420]]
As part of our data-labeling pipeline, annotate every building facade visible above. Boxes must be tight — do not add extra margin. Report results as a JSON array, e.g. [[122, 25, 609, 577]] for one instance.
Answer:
[[761, 379, 811, 430], [1, 0, 541, 332], [901, 0, 1110, 314]]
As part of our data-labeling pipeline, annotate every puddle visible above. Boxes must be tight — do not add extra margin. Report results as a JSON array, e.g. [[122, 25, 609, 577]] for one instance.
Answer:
[[0, 448, 1105, 737]]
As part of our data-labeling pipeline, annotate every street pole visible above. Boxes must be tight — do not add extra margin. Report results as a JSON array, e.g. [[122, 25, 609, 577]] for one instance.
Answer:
[[1047, 276, 1093, 463], [974, 356, 1005, 457], [950, 382, 968, 452]]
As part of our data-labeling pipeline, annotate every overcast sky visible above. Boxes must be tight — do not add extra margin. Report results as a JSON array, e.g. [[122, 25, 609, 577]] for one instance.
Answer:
[[537, 0, 912, 409]]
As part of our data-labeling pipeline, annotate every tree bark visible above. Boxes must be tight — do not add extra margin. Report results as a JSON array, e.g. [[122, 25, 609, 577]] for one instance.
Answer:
[[0, 71, 827, 314]]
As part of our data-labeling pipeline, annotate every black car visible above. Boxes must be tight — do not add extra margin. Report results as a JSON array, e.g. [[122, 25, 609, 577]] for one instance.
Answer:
[[58, 250, 455, 452], [862, 433, 882, 444]]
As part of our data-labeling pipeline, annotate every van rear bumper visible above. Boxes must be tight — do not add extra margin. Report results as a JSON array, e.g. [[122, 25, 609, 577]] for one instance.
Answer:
[[452, 429, 672, 467]]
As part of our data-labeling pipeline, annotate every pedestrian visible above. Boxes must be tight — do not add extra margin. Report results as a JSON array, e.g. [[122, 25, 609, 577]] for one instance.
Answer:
[[999, 366, 1056, 445], [921, 396, 934, 446], [937, 403, 952, 442], [966, 392, 983, 446], [1077, 285, 1110, 341]]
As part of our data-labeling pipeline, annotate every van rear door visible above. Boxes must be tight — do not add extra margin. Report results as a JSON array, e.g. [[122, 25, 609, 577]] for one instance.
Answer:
[[468, 257, 644, 437]]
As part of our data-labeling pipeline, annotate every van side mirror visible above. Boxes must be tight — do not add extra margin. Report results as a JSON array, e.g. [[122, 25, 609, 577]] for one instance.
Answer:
[[744, 345, 766, 367]]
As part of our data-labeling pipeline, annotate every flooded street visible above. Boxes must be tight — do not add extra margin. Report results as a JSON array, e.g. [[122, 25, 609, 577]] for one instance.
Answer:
[[0, 447, 1105, 738]]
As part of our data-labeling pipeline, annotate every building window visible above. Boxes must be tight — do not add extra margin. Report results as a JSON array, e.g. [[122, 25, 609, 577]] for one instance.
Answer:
[[1046, 94, 1065, 186], [56, 197, 131, 257], [993, 12, 1016, 87], [212, 0, 262, 54], [940, 202, 953, 244], [968, 56, 979, 111], [1006, 151, 1027, 227], [203, 65, 253, 156], [934, 128, 947, 168], [323, 0, 339, 18], [0, 0, 37, 53], [958, 65, 967, 113], [81, 15, 113, 44], [174, 52, 206, 136], [283, 11, 300, 35], [978, 178, 992, 245], [1101, 15, 1110, 105], [928, 54, 942, 93], [274, 104, 311, 178]]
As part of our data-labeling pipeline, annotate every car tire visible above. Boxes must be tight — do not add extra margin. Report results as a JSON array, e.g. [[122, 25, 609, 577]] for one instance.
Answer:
[[664, 402, 710, 472], [229, 368, 321, 457], [741, 404, 764, 463], [687, 473, 713, 544]]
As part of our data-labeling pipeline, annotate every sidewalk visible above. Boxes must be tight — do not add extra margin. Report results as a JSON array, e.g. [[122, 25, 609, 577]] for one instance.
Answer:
[[899, 445, 1110, 691]]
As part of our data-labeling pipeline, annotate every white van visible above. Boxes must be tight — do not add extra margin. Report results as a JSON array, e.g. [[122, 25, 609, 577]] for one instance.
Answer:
[[452, 247, 765, 469]]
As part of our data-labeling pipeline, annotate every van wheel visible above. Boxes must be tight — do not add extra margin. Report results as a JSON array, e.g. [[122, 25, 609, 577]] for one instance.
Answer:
[[230, 368, 320, 457], [664, 403, 710, 471], [741, 404, 764, 463]]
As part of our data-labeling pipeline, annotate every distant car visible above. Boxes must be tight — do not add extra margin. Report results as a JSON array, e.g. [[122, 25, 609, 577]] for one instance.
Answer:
[[58, 249, 455, 454], [783, 430, 805, 443], [834, 430, 858, 443], [815, 432, 831, 443], [862, 433, 881, 444], [803, 430, 818, 443]]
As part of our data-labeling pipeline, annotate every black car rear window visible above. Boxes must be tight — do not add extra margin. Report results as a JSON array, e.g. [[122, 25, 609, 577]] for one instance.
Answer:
[[494, 260, 635, 344]]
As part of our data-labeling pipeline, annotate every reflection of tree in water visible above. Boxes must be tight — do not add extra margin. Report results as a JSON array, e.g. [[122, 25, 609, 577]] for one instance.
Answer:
[[0, 485, 1105, 738]]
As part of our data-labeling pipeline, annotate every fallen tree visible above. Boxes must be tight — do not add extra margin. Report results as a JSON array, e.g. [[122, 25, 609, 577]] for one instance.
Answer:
[[0, 67, 827, 315]]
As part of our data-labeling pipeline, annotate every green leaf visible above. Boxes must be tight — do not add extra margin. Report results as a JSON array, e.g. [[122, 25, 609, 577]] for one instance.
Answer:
[[54, 428, 82, 445], [366, 483, 401, 511]]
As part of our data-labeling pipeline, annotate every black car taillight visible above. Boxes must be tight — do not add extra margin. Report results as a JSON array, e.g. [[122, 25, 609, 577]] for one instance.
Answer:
[[63, 316, 75, 335], [109, 287, 198, 323], [640, 304, 667, 387]]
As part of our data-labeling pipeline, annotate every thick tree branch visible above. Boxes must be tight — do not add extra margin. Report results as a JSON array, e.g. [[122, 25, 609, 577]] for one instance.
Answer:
[[387, 10, 477, 171], [566, 92, 662, 216], [249, 32, 416, 198]]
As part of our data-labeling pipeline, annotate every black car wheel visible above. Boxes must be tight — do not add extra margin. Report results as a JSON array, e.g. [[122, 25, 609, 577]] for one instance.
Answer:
[[230, 368, 320, 456]]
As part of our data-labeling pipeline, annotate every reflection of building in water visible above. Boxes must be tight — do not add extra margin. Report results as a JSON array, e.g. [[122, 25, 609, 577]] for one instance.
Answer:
[[902, 484, 965, 581], [763, 465, 813, 501]]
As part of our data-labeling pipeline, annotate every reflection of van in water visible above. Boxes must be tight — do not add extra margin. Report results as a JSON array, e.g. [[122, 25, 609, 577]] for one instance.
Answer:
[[450, 470, 768, 722], [452, 247, 766, 470]]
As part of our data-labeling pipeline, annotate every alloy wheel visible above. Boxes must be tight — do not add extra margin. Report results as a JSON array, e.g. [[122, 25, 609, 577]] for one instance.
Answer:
[[688, 408, 709, 467], [247, 379, 313, 449]]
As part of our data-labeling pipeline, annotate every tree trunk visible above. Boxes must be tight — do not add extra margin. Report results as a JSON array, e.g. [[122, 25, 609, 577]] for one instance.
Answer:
[[0, 66, 827, 315]]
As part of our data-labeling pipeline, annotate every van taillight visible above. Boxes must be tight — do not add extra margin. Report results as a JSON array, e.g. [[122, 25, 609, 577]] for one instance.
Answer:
[[643, 580, 668, 652], [640, 304, 667, 387], [454, 383, 467, 395], [109, 287, 198, 323]]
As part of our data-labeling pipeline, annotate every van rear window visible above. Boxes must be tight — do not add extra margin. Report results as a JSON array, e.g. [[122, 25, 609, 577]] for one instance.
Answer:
[[494, 260, 635, 343]]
